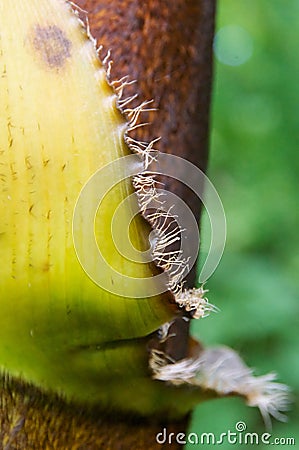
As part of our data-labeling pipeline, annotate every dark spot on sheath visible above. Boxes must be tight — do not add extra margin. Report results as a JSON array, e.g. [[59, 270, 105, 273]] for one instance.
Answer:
[[32, 25, 71, 69], [42, 262, 51, 272]]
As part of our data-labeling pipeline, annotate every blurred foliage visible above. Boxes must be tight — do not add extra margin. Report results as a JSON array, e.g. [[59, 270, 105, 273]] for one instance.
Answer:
[[189, 0, 299, 448]]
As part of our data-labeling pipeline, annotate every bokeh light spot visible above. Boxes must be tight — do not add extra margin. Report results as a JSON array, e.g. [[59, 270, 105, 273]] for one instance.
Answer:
[[214, 25, 253, 66]]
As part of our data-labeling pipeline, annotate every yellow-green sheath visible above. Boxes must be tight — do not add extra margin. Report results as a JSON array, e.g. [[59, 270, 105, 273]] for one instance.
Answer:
[[0, 0, 176, 409]]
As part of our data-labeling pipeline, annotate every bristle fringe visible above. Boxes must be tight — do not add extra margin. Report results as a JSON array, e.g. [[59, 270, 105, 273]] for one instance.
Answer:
[[149, 346, 290, 428]]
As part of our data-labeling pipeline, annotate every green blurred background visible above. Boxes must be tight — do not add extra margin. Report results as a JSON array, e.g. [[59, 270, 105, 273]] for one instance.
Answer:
[[189, 0, 299, 448]]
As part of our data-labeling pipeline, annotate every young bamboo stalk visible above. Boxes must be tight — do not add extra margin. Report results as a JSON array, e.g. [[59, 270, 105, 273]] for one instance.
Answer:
[[0, 2, 217, 447], [0, 1, 289, 448]]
